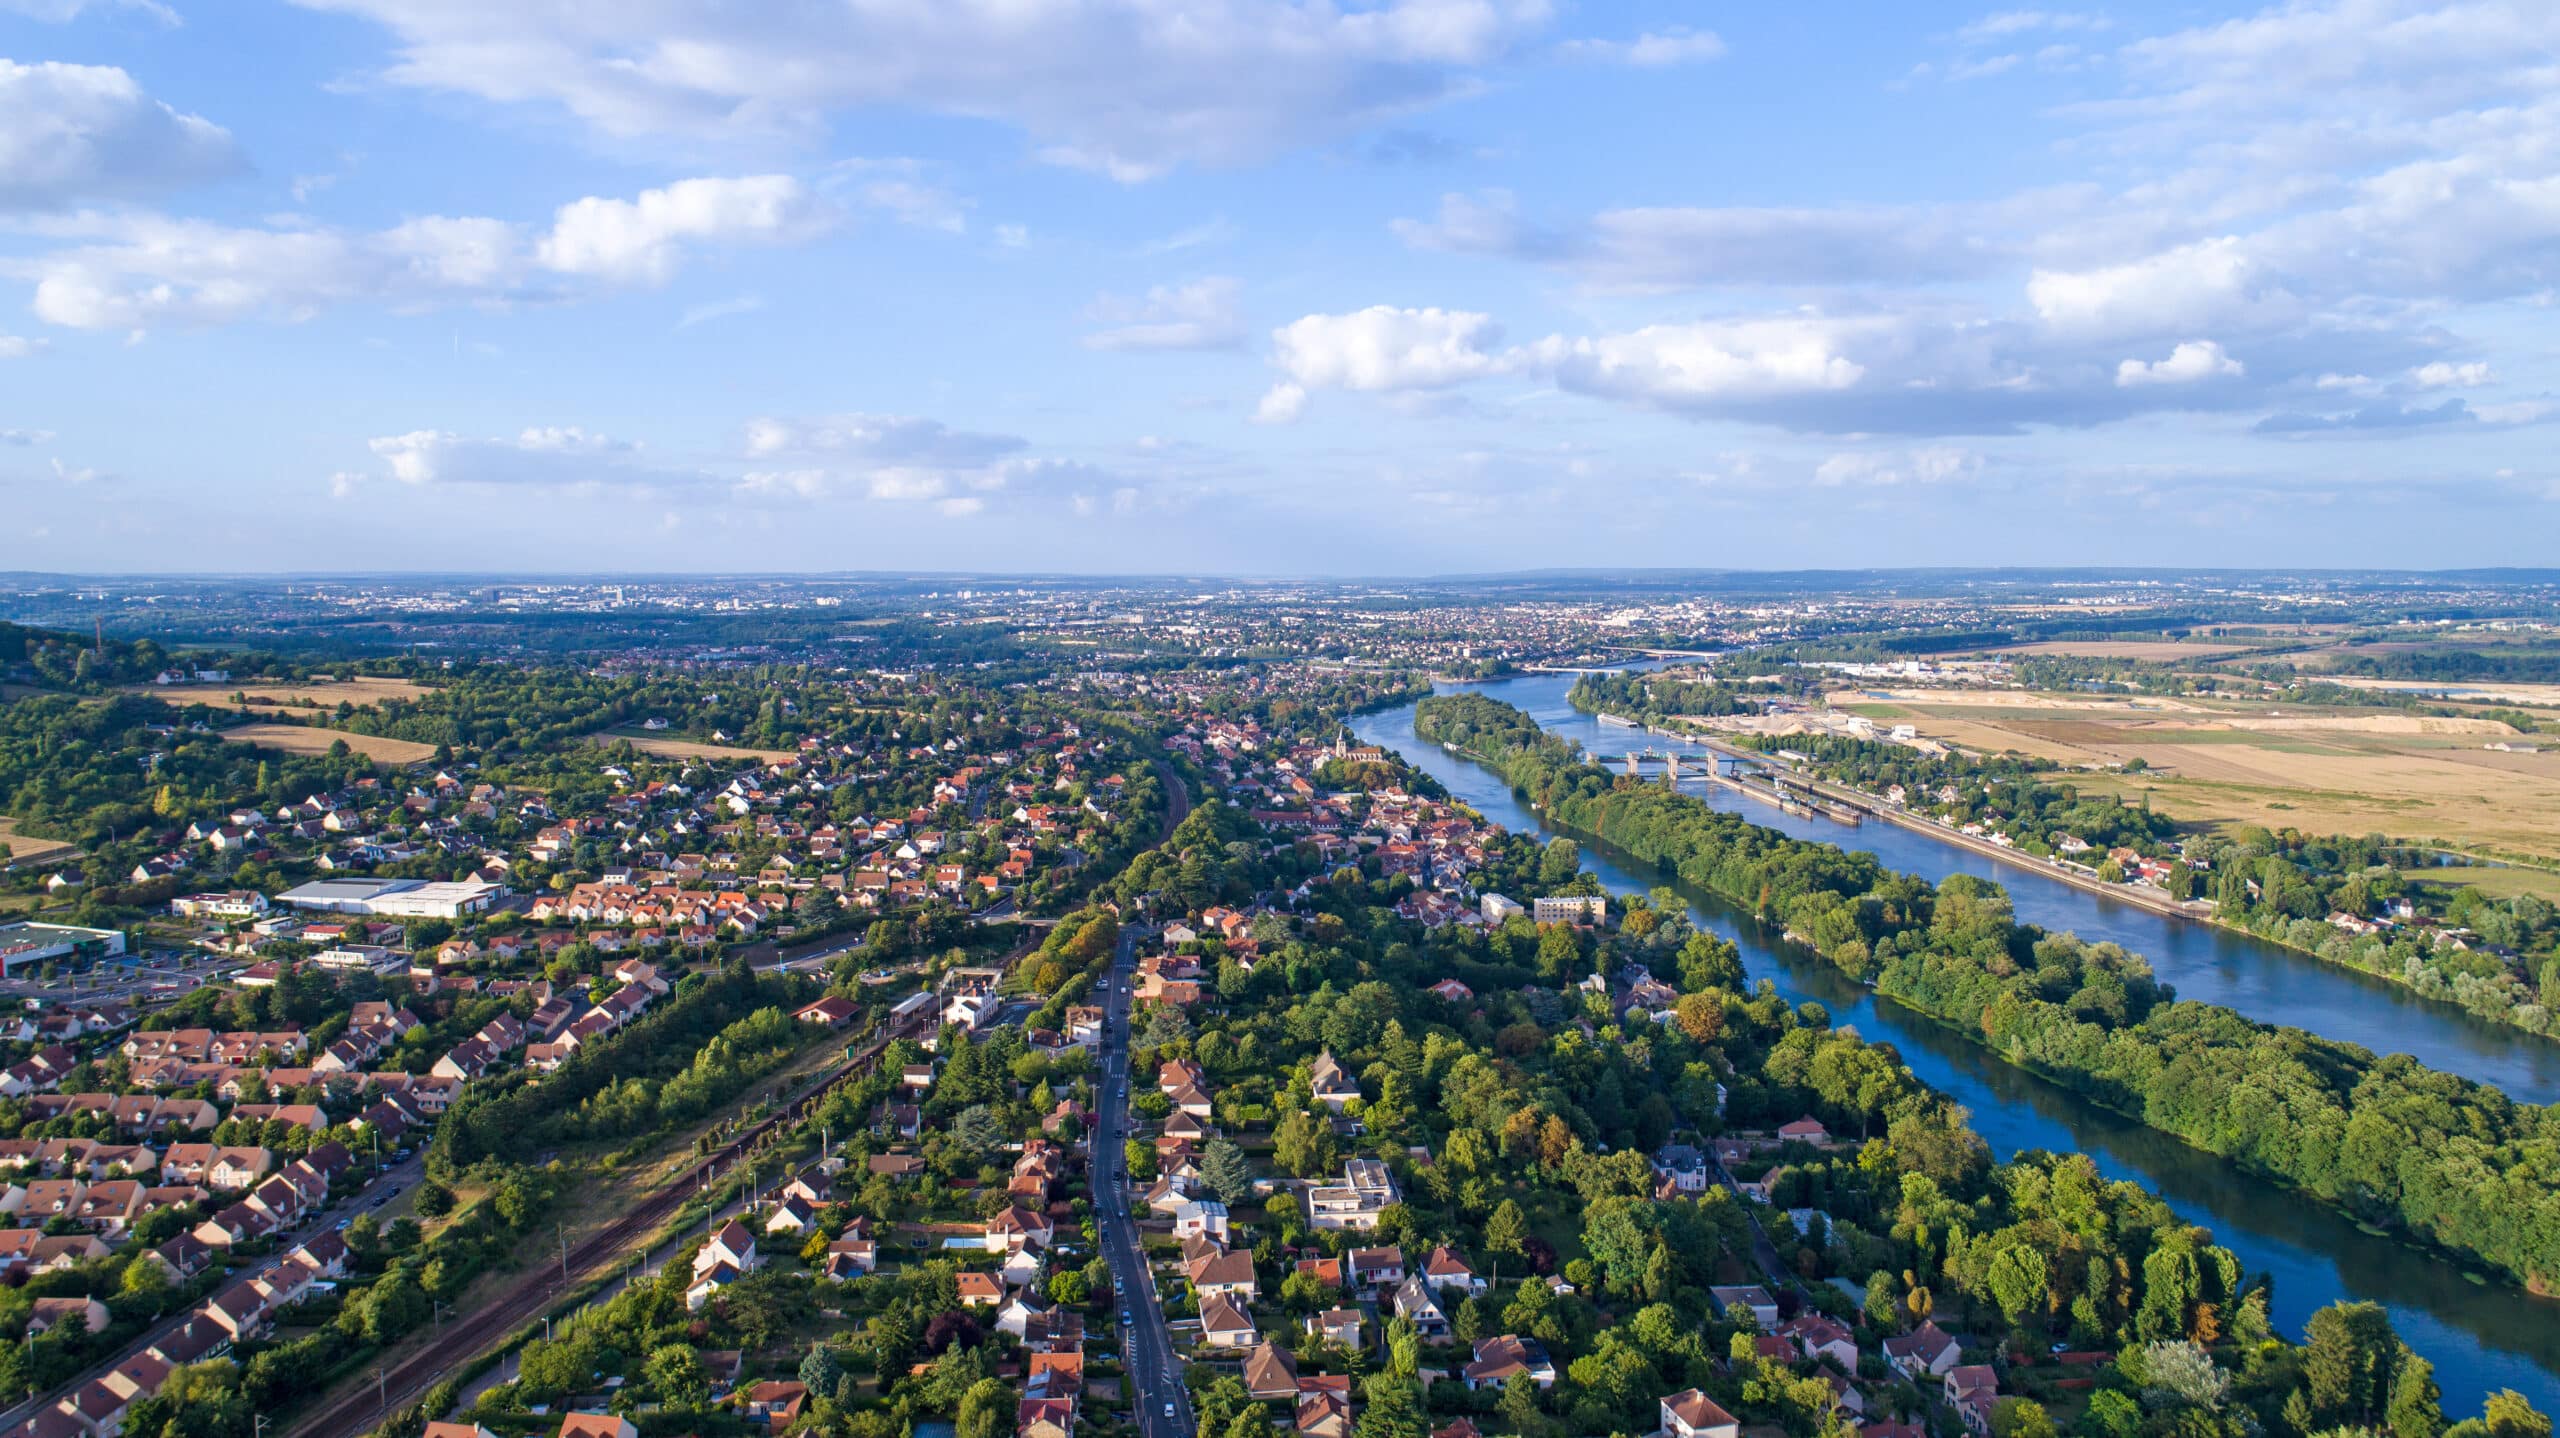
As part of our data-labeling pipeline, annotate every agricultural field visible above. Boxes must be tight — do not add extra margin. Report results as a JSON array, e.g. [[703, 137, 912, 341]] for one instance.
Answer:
[[589, 728, 798, 764], [1839, 688, 2560, 860], [0, 816, 81, 866], [221, 722, 440, 764], [2403, 865, 2560, 909], [124, 676, 436, 711]]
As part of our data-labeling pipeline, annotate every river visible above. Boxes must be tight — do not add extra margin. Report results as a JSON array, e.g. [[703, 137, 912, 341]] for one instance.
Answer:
[[1353, 672, 2560, 1417]]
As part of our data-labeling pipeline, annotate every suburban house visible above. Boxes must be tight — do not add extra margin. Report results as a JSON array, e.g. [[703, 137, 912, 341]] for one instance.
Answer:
[[1198, 1292, 1258, 1349], [1784, 1312, 1858, 1370], [1882, 1321, 1961, 1381], [1307, 1158, 1397, 1231], [1308, 1307, 1363, 1348], [1946, 1365, 2001, 1436], [1462, 1334, 1557, 1390], [1659, 1389, 1742, 1438], [1244, 1342, 1301, 1400], [1308, 1050, 1362, 1110], [1391, 1274, 1448, 1338], [1708, 1284, 1780, 1329], [1421, 1245, 1484, 1295]]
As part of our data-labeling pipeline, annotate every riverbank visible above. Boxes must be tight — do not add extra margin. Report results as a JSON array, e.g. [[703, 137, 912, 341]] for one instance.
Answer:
[[1415, 689, 2560, 1296], [1695, 729, 2560, 1047]]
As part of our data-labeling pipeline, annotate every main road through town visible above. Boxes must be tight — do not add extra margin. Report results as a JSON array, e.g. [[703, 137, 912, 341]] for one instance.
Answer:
[[1093, 923, 1195, 1438]]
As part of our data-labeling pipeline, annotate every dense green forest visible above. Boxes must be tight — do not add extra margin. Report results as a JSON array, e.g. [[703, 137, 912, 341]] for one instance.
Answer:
[[1415, 692, 2560, 1292], [2322, 650, 2560, 684], [1568, 670, 1761, 720]]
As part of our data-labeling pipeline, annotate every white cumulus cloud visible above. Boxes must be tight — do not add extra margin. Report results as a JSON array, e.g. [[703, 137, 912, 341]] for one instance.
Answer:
[[1268, 305, 1509, 393], [2030, 238, 2263, 335], [1530, 318, 1872, 404], [2412, 360, 2493, 388], [536, 175, 817, 284], [2116, 339, 2244, 387]]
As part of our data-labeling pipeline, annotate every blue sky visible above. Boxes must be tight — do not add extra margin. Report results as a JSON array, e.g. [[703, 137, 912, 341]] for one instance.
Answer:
[[3, 0, 2555, 574]]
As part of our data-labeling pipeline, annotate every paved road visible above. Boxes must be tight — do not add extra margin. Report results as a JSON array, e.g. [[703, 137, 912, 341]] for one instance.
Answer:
[[1093, 926, 1194, 1438]]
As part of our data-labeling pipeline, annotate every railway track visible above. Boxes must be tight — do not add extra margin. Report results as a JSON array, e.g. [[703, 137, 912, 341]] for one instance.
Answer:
[[298, 1007, 927, 1438]]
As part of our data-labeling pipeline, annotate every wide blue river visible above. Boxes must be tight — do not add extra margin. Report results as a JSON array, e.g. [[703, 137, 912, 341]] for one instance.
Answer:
[[1353, 670, 2560, 1417]]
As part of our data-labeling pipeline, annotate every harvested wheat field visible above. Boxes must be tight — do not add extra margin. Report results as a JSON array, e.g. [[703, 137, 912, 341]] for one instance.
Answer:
[[589, 729, 797, 764], [223, 723, 439, 765], [1842, 688, 2560, 860], [0, 818, 80, 866], [129, 676, 436, 712]]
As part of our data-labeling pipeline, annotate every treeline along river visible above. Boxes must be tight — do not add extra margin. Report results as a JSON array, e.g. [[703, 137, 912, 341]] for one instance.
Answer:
[[1351, 669, 2560, 1419]]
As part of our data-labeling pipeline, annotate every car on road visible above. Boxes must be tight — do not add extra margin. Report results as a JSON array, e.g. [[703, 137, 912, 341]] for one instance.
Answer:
[[1121, 1310, 1133, 1326], [1164, 1403, 1177, 1419]]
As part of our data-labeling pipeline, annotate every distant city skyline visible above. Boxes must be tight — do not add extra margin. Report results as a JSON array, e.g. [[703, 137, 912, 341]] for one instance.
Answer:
[[3, 1, 2555, 572]]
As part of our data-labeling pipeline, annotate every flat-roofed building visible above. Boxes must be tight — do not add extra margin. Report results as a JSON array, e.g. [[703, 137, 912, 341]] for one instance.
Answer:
[[276, 878, 498, 919], [0, 923, 127, 975]]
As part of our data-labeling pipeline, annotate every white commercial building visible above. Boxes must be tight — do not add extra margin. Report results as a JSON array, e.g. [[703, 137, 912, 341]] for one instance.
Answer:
[[276, 878, 500, 919]]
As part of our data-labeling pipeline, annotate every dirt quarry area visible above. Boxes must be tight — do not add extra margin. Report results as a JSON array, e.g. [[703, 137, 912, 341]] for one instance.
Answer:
[[130, 676, 435, 711], [1838, 688, 2560, 860]]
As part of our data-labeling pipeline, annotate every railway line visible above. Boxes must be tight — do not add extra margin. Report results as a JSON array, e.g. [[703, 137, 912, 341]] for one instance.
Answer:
[[297, 1001, 935, 1438]]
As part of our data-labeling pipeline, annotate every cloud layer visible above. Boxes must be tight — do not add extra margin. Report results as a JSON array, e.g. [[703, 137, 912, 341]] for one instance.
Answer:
[[0, 60, 239, 210], [14, 174, 820, 328], [290, 0, 1554, 180]]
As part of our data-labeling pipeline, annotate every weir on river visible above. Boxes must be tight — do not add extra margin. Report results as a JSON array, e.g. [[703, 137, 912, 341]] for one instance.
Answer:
[[1353, 671, 2560, 1418]]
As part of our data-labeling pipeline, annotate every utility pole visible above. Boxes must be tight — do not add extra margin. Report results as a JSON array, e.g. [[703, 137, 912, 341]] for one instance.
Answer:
[[557, 1221, 569, 1287]]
